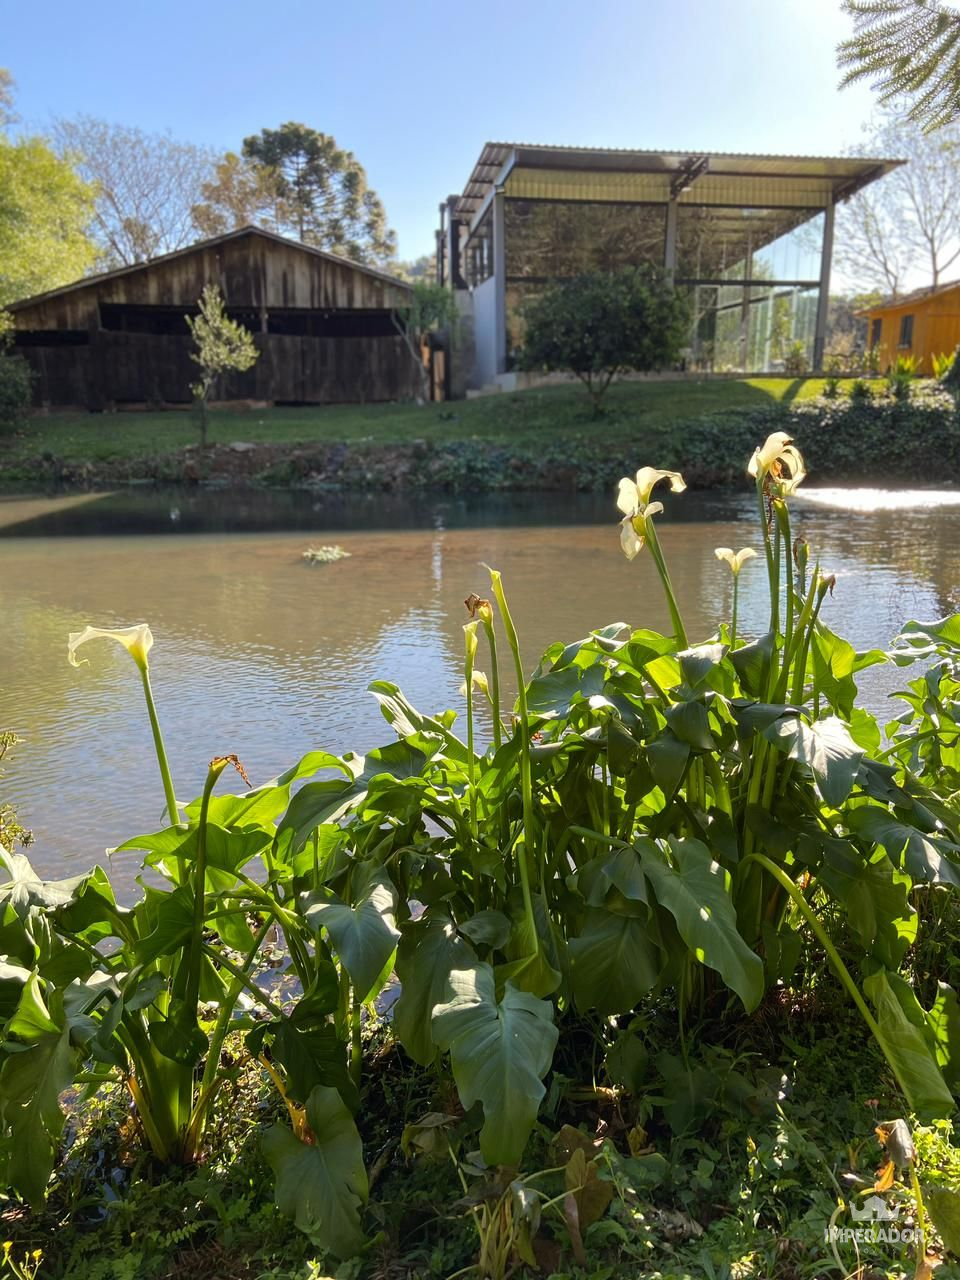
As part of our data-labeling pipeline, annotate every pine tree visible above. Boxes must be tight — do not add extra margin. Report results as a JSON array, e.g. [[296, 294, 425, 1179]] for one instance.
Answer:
[[838, 0, 960, 131]]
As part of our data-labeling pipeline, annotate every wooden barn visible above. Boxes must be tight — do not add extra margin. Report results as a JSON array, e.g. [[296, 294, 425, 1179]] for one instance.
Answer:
[[9, 226, 420, 409]]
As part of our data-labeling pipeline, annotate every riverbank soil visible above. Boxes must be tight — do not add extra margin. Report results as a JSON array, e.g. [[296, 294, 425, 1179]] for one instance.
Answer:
[[0, 377, 832, 493]]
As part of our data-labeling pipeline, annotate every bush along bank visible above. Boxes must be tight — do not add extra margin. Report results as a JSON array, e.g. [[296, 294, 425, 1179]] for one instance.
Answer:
[[4, 384, 960, 494]]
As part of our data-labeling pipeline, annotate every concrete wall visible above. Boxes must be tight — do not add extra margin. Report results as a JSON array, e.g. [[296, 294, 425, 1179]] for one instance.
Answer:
[[471, 276, 499, 388]]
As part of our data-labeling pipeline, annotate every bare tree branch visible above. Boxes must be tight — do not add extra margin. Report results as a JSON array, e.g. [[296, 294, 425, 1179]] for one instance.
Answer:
[[50, 116, 218, 266]]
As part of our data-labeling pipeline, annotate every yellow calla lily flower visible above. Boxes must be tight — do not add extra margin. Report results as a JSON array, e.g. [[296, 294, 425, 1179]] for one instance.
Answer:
[[714, 547, 758, 576], [67, 623, 154, 674], [616, 468, 685, 562], [747, 432, 806, 495]]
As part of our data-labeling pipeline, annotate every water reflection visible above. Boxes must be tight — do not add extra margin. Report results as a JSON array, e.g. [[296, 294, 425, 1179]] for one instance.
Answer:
[[0, 488, 954, 891]]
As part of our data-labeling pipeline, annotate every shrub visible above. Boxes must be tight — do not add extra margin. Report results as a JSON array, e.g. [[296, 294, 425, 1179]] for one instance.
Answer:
[[519, 268, 689, 415], [0, 349, 33, 431], [886, 352, 919, 401], [783, 339, 808, 375], [933, 349, 956, 380]]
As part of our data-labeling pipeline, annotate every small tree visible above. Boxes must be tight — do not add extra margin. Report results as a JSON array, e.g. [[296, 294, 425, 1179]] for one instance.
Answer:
[[185, 284, 259, 446], [518, 270, 689, 415]]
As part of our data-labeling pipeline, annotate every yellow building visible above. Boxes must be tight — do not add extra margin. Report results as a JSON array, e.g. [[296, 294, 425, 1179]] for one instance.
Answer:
[[862, 280, 960, 372]]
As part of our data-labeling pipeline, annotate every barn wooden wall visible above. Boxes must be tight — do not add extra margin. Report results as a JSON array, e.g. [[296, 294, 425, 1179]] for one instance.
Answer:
[[11, 229, 420, 407], [17, 332, 421, 409]]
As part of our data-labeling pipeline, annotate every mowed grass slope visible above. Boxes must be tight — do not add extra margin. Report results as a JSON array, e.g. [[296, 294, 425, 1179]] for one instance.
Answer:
[[1, 377, 834, 467]]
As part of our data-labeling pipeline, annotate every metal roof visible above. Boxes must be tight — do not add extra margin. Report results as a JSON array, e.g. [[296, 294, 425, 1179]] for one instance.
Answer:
[[453, 142, 903, 220], [6, 224, 412, 312]]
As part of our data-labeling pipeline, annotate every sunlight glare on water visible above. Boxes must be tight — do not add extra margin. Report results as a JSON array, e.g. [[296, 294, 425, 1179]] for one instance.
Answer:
[[798, 488, 960, 512]]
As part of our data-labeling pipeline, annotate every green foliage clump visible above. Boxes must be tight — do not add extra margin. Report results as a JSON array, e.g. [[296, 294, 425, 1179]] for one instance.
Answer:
[[0, 346, 33, 432], [519, 269, 689, 414], [0, 135, 96, 307], [0, 731, 32, 850]]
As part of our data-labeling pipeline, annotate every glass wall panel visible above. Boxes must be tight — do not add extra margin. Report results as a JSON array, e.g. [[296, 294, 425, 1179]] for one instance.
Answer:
[[684, 284, 819, 372], [677, 207, 823, 282], [505, 281, 545, 367], [504, 198, 666, 279]]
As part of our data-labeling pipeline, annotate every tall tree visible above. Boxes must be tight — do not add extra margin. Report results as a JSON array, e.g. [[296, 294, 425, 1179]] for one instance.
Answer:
[[194, 123, 396, 266], [51, 116, 218, 267], [836, 110, 960, 293], [838, 0, 960, 132], [0, 136, 97, 304], [191, 152, 292, 238]]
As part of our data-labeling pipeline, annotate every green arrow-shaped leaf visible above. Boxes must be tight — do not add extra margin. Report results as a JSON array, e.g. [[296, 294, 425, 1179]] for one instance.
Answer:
[[432, 964, 558, 1166], [765, 715, 864, 807], [302, 869, 400, 1002], [848, 807, 960, 887], [262, 1084, 367, 1258], [394, 916, 475, 1066], [641, 837, 764, 1011], [569, 907, 659, 1015], [863, 970, 954, 1121]]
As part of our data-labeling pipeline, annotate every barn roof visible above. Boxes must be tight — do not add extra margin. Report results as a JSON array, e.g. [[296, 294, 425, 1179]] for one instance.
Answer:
[[453, 142, 903, 221], [6, 225, 412, 312]]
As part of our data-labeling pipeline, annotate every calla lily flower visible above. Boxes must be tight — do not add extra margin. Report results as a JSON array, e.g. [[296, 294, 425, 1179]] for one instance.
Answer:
[[67, 623, 153, 674], [616, 468, 686, 561], [747, 432, 806, 495], [617, 467, 686, 515], [459, 670, 490, 698], [714, 547, 758, 576]]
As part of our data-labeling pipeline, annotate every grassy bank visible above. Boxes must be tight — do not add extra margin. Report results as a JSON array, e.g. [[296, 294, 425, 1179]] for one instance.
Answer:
[[0, 378, 829, 488], [3, 376, 958, 494]]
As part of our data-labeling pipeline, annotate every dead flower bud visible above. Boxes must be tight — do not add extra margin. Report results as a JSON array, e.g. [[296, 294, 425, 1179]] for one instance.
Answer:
[[464, 593, 493, 623]]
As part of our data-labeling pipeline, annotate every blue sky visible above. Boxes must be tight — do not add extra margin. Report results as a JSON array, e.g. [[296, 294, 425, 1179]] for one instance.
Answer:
[[5, 0, 879, 260]]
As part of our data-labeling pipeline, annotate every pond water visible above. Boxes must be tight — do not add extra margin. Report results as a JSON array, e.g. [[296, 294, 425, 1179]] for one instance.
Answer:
[[3, 485, 960, 894]]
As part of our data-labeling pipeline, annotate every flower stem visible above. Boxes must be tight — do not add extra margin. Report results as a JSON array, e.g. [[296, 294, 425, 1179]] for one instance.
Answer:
[[488, 569, 540, 949], [139, 666, 181, 828], [479, 612, 503, 749], [645, 519, 688, 648]]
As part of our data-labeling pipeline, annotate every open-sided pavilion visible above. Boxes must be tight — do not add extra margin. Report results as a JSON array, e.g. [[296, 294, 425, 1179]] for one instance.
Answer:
[[438, 143, 902, 387]]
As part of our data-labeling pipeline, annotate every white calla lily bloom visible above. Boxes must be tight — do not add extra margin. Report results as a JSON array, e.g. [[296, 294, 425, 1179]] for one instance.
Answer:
[[714, 547, 758, 576], [747, 432, 807, 495], [617, 467, 686, 516], [616, 468, 685, 561], [67, 623, 154, 674]]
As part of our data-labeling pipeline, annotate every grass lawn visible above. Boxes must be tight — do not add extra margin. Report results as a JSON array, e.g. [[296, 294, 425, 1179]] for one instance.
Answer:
[[1, 376, 834, 467]]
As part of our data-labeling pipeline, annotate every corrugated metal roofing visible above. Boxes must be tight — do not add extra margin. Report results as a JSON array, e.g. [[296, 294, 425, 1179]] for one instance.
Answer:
[[453, 142, 903, 220]]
